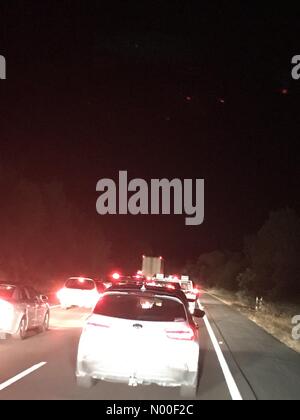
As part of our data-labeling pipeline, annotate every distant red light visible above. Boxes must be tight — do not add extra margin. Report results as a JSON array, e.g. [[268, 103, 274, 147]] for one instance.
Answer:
[[193, 287, 202, 296], [112, 273, 120, 280]]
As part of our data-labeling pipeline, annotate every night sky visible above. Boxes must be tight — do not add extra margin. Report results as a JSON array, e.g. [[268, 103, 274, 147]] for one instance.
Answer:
[[1, 2, 299, 271]]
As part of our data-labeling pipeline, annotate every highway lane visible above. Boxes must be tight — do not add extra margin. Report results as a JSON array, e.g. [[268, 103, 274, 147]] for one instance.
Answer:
[[0, 305, 232, 400], [201, 293, 300, 400], [0, 293, 299, 400]]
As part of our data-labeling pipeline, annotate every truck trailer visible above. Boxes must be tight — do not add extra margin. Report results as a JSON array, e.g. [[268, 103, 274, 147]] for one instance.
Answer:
[[142, 256, 164, 279]]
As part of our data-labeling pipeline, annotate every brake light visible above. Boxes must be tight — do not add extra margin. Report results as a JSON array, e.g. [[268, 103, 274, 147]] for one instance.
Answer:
[[193, 288, 199, 295], [167, 284, 175, 290], [57, 288, 65, 300], [0, 299, 14, 326], [165, 327, 195, 341]]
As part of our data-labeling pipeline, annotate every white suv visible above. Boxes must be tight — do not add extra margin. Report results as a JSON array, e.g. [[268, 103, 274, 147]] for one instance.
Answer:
[[57, 277, 100, 309], [76, 287, 204, 397]]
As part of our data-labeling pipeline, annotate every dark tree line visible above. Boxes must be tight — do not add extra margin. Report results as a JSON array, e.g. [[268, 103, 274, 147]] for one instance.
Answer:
[[186, 209, 300, 301], [0, 165, 110, 289]]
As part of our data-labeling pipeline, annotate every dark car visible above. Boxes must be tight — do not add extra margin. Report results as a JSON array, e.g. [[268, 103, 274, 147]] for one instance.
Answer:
[[107, 282, 204, 325]]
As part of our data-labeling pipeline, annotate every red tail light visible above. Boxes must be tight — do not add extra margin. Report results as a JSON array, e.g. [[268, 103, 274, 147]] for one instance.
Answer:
[[165, 327, 195, 341], [0, 299, 13, 324], [57, 289, 64, 299]]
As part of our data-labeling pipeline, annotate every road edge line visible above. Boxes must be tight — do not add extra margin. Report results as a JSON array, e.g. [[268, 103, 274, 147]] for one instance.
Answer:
[[0, 362, 47, 391], [202, 311, 243, 400]]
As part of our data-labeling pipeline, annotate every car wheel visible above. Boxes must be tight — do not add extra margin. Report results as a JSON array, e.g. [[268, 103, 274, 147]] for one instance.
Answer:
[[38, 312, 50, 333], [76, 375, 94, 389], [180, 385, 197, 399], [13, 317, 27, 340]]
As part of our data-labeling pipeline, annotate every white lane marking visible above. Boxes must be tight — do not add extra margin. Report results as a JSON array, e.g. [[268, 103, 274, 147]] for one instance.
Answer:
[[202, 313, 243, 400], [0, 362, 47, 391]]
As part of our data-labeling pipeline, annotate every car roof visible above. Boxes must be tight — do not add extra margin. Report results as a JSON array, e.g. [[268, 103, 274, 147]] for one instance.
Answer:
[[150, 280, 181, 288]]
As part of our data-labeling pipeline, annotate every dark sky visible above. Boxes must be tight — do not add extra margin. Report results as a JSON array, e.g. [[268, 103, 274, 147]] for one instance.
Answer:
[[1, 2, 299, 270]]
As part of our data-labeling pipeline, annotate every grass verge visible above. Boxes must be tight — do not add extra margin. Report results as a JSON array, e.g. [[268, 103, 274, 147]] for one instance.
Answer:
[[208, 288, 300, 354]]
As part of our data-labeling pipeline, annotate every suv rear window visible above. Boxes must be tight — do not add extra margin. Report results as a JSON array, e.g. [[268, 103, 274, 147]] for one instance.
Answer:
[[93, 293, 187, 322], [65, 278, 95, 290]]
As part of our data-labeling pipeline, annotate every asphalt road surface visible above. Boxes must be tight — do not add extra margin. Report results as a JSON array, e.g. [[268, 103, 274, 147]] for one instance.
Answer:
[[0, 293, 300, 400]]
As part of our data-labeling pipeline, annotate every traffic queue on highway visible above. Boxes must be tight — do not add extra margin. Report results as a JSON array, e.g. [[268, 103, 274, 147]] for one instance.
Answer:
[[0, 272, 204, 397]]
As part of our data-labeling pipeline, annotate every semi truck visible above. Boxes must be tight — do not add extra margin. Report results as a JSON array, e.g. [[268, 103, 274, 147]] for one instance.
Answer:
[[142, 256, 164, 279]]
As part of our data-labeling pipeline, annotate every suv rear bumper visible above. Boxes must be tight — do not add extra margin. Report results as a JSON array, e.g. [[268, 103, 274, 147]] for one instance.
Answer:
[[76, 360, 198, 388]]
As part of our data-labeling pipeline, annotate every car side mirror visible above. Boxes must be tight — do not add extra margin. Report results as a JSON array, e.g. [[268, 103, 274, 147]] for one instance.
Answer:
[[193, 309, 205, 318], [40, 295, 48, 302]]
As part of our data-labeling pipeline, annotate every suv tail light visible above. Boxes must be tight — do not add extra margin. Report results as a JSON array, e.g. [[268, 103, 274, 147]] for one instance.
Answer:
[[57, 288, 65, 300], [0, 298, 12, 312], [0, 299, 13, 326], [165, 327, 195, 341]]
